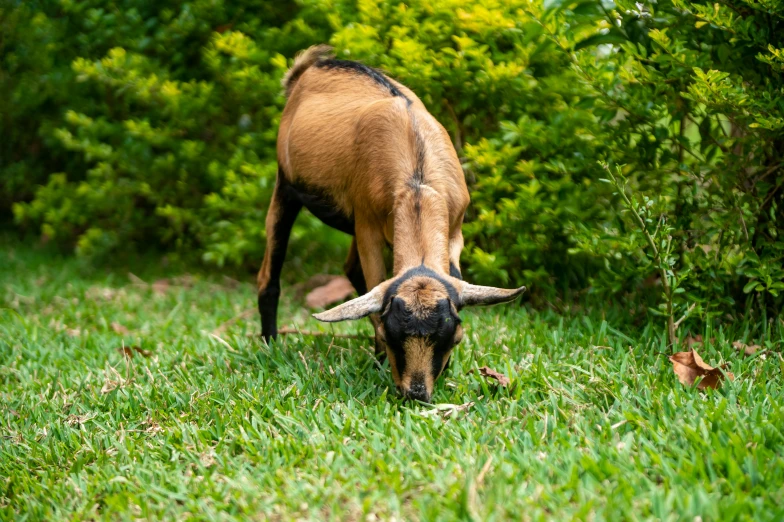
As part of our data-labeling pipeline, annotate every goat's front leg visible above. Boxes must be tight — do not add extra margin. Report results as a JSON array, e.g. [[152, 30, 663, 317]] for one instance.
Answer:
[[448, 228, 464, 280], [257, 174, 302, 342], [355, 225, 387, 356]]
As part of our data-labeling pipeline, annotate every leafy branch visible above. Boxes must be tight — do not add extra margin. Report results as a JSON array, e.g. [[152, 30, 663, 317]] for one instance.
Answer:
[[601, 163, 681, 347]]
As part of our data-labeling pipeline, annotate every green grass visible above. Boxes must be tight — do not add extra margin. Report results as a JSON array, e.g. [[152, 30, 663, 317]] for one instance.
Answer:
[[1, 240, 783, 521]]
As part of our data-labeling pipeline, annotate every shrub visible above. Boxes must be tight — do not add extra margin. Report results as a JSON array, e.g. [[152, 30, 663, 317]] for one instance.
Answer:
[[9, 0, 340, 266], [4, 0, 783, 322], [538, 0, 784, 322]]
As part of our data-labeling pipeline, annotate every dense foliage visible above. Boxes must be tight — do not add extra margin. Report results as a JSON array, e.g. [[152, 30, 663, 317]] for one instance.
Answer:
[[3, 0, 782, 323]]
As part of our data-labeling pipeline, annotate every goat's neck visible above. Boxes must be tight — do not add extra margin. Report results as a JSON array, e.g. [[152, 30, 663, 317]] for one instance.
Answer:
[[392, 184, 450, 275]]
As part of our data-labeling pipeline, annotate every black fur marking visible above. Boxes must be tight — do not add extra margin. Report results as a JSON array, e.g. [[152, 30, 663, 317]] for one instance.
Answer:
[[345, 251, 367, 296], [410, 114, 427, 186], [407, 373, 429, 402], [259, 168, 303, 340], [449, 262, 462, 280], [381, 266, 461, 380], [281, 180, 355, 235], [316, 59, 409, 101], [406, 113, 427, 222], [383, 266, 460, 308]]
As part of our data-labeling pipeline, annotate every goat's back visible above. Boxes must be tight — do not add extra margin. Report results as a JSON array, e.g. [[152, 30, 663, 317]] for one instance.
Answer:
[[277, 60, 468, 228]]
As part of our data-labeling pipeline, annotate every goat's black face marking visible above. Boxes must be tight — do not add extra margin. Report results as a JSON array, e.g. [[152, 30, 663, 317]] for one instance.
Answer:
[[380, 267, 461, 401]]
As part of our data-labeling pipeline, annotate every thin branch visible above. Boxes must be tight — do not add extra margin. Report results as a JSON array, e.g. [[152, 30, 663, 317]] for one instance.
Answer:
[[673, 302, 697, 330], [607, 167, 677, 347]]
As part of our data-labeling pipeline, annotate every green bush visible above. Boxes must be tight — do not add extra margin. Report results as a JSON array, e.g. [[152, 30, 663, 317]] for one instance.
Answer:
[[8, 0, 339, 266], [541, 0, 784, 321], [3, 0, 783, 322]]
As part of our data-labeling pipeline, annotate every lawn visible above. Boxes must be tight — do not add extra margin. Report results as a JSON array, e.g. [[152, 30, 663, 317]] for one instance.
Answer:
[[1, 239, 783, 521]]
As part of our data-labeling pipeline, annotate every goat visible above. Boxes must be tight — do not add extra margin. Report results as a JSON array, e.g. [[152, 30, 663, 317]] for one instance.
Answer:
[[257, 45, 526, 402]]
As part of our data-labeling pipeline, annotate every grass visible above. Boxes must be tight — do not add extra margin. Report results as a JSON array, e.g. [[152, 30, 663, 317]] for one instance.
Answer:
[[1, 239, 784, 521]]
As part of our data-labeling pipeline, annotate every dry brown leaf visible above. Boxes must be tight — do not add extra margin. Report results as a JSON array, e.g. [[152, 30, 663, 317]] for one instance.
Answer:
[[732, 341, 761, 356], [683, 334, 704, 347], [305, 276, 356, 309], [111, 322, 129, 335], [118, 345, 152, 358], [471, 366, 511, 387], [152, 279, 170, 294], [669, 349, 734, 390]]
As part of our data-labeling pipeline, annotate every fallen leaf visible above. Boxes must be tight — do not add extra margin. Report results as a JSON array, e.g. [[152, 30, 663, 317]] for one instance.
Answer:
[[111, 322, 129, 335], [290, 274, 335, 299], [732, 341, 761, 356], [669, 349, 734, 390], [305, 276, 355, 309], [152, 279, 170, 294], [683, 334, 704, 348], [420, 402, 474, 418], [118, 345, 152, 358], [472, 366, 511, 387]]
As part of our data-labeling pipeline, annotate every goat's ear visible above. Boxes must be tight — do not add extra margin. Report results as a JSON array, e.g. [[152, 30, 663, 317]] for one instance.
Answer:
[[312, 284, 386, 322], [458, 282, 526, 307]]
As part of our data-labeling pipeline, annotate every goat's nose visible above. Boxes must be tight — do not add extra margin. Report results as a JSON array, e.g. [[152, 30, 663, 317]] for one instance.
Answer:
[[404, 380, 430, 403]]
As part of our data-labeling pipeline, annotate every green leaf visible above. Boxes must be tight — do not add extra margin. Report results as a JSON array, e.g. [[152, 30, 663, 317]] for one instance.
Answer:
[[743, 280, 759, 293], [575, 29, 627, 50]]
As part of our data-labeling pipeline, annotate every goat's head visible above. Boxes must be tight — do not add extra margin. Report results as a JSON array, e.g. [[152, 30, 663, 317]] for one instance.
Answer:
[[313, 266, 525, 402]]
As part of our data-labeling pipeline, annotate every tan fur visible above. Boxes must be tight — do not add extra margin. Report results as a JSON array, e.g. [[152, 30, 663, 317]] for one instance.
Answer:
[[393, 185, 451, 274], [277, 56, 469, 297], [395, 277, 449, 319], [399, 338, 436, 393], [261, 46, 523, 400], [281, 44, 334, 97]]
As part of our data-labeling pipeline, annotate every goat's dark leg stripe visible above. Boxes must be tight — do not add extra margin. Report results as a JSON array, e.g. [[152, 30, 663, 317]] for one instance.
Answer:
[[258, 169, 302, 340], [449, 262, 462, 280], [344, 239, 368, 296]]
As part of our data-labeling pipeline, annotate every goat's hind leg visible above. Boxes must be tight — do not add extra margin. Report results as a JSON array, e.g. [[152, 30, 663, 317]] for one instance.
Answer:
[[344, 238, 367, 296], [257, 175, 302, 342]]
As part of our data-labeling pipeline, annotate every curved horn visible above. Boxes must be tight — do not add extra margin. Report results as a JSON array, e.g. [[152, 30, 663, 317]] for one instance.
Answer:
[[312, 284, 386, 322], [459, 283, 526, 307]]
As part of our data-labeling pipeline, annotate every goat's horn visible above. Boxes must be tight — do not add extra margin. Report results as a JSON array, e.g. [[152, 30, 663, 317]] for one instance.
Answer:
[[312, 284, 386, 322], [459, 283, 526, 307]]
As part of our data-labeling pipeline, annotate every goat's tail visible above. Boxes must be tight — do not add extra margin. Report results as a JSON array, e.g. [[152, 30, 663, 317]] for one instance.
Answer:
[[282, 44, 334, 97]]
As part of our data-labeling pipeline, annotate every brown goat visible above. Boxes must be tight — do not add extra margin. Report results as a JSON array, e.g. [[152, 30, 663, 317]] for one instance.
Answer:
[[258, 45, 525, 402]]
